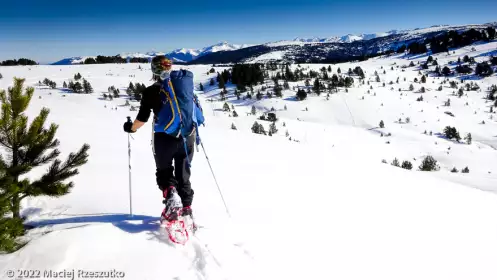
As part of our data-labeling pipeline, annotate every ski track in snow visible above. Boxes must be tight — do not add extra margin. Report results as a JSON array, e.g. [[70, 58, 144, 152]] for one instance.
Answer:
[[1, 40, 497, 280]]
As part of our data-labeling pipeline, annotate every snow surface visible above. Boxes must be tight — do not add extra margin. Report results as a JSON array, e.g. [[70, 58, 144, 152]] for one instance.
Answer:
[[1, 40, 497, 280], [244, 51, 287, 63]]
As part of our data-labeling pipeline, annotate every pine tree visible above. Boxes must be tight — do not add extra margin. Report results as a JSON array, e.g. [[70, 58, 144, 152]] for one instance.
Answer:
[[465, 133, 472, 145], [451, 167, 459, 173], [283, 80, 290, 90], [487, 27, 496, 39], [251, 105, 256, 115], [379, 120, 384, 128], [218, 74, 225, 89], [475, 62, 494, 77], [251, 122, 260, 134], [401, 161, 413, 170], [232, 110, 238, 117], [82, 79, 93, 94], [63, 81, 67, 88], [442, 66, 451, 76], [409, 84, 414, 91], [421, 75, 426, 83], [223, 102, 230, 112], [0, 78, 90, 219], [269, 122, 278, 134], [256, 91, 263, 100], [418, 156, 438, 171], [391, 158, 400, 167], [327, 65, 331, 72], [231, 123, 237, 130], [312, 78, 321, 95], [199, 83, 204, 91], [259, 124, 266, 135], [0, 192, 24, 252], [461, 167, 470, 173], [72, 82, 83, 93], [296, 89, 307, 100], [210, 79, 215, 86]]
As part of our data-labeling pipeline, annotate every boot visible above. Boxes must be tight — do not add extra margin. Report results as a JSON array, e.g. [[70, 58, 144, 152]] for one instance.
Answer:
[[160, 186, 183, 223], [181, 206, 197, 233]]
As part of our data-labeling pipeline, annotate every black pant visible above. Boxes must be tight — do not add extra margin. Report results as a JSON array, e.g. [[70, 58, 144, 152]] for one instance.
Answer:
[[153, 131, 195, 207]]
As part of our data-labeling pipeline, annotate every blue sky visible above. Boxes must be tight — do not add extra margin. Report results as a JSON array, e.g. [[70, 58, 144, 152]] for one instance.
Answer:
[[1, 0, 496, 63]]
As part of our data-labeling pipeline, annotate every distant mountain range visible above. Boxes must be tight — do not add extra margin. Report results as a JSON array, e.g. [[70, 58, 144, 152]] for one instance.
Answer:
[[50, 22, 497, 65], [292, 30, 404, 43], [51, 42, 252, 65]]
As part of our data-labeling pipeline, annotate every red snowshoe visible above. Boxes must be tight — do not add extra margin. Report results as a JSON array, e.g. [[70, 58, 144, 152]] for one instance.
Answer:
[[159, 187, 197, 245]]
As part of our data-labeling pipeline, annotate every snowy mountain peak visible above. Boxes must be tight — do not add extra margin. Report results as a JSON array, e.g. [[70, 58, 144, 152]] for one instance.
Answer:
[[199, 41, 249, 54]]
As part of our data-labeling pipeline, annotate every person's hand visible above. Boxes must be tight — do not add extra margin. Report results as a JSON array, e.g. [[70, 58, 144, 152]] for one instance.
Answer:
[[123, 117, 135, 133]]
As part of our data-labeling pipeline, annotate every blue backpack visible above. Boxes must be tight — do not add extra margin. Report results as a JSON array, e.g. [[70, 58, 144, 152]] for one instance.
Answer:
[[154, 69, 205, 147]]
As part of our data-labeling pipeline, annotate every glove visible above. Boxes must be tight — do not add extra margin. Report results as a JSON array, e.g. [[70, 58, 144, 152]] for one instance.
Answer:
[[123, 119, 135, 133]]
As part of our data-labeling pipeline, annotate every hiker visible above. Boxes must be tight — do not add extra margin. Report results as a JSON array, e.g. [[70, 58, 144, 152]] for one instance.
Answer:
[[123, 56, 204, 227]]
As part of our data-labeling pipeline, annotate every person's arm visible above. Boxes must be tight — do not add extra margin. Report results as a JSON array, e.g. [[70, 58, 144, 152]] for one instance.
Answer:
[[131, 119, 145, 132], [132, 87, 152, 132]]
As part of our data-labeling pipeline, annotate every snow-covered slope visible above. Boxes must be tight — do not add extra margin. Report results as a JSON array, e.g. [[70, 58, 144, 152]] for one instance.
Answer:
[[51, 56, 92, 65], [1, 40, 497, 279]]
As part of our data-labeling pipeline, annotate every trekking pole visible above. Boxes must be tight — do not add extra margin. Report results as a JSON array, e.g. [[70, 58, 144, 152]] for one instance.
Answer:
[[126, 116, 133, 217], [199, 140, 231, 218]]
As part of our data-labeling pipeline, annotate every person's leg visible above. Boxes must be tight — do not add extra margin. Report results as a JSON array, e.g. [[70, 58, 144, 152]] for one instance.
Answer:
[[173, 131, 196, 207], [153, 132, 180, 196]]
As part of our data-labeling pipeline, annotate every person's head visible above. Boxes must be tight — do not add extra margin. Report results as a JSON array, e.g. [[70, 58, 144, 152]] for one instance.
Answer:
[[151, 56, 173, 82]]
